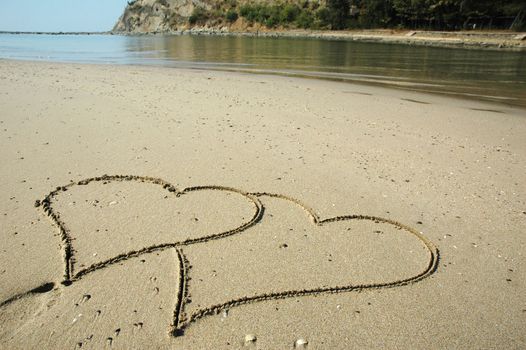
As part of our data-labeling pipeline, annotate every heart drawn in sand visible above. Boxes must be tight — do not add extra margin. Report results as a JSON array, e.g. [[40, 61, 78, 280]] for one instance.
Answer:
[[38, 175, 262, 282], [32, 175, 438, 337]]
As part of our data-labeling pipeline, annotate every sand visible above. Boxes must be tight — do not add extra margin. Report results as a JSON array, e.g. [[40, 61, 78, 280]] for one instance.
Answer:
[[0, 59, 524, 349]]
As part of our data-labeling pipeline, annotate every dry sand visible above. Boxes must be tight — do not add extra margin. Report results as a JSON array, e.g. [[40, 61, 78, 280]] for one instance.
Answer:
[[0, 59, 524, 349]]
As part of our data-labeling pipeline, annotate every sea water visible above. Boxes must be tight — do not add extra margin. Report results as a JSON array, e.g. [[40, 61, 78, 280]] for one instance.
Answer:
[[0, 33, 524, 107]]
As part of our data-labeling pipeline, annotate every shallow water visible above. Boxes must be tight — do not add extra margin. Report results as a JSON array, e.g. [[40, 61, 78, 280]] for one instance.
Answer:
[[1, 33, 525, 107]]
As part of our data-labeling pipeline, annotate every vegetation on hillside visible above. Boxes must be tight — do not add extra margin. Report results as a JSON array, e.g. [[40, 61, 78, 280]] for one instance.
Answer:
[[188, 0, 526, 31]]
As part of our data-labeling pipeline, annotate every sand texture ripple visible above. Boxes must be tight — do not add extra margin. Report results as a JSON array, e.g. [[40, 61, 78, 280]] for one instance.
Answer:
[[0, 60, 525, 349]]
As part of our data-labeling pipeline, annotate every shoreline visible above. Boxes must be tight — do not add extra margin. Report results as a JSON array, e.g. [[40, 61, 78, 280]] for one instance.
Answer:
[[2, 29, 525, 51], [2, 57, 524, 110], [193, 65, 526, 110], [170, 28, 526, 51]]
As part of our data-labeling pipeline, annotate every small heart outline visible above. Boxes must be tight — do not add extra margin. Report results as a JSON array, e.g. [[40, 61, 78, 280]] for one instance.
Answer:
[[37, 174, 263, 283]]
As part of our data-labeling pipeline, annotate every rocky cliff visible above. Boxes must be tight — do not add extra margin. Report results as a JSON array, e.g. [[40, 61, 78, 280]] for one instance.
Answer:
[[113, 0, 199, 32], [113, 0, 325, 33]]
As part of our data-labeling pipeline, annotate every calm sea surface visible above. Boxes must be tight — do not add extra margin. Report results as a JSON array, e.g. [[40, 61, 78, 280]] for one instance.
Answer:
[[1, 34, 525, 107]]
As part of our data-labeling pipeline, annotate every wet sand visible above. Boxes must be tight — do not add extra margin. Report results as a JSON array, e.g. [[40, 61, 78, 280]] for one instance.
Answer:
[[0, 59, 525, 349]]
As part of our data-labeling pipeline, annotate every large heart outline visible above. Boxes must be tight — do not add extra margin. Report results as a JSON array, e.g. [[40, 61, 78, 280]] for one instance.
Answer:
[[173, 192, 439, 336], [30, 175, 439, 337]]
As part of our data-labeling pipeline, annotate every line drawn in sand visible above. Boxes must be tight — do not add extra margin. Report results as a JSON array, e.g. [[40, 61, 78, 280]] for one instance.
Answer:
[[3, 175, 439, 337]]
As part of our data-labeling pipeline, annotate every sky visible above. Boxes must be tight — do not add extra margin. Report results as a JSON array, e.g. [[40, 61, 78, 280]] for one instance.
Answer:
[[0, 0, 129, 32]]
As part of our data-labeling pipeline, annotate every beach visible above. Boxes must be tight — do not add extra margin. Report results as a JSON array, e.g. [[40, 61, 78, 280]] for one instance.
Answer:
[[159, 29, 526, 51], [0, 59, 525, 349]]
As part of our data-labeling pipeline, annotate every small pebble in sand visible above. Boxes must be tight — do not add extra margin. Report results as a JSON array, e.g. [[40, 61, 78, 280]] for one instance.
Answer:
[[295, 338, 308, 347], [109, 201, 117, 206], [72, 313, 83, 324], [244, 334, 257, 344]]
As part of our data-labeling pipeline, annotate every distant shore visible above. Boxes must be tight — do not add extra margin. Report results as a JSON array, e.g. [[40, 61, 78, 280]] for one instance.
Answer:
[[2, 29, 525, 51]]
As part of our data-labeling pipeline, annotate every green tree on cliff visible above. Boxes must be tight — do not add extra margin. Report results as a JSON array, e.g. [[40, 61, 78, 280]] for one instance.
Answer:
[[326, 0, 351, 29], [232, 0, 525, 30]]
